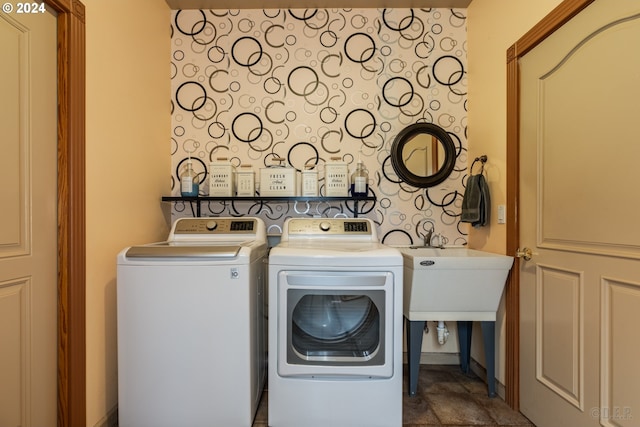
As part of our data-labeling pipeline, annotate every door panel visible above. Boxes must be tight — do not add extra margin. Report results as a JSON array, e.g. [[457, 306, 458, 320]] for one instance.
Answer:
[[0, 279, 29, 426], [536, 9, 640, 256], [0, 8, 58, 427], [0, 11, 28, 255], [601, 273, 640, 427], [536, 265, 582, 409], [519, 0, 640, 425]]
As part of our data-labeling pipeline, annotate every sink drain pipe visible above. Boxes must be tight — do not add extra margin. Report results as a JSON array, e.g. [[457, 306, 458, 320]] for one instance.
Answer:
[[436, 321, 449, 344]]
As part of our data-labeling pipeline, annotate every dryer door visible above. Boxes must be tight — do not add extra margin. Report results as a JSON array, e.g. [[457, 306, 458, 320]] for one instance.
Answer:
[[277, 271, 394, 378], [290, 291, 383, 362]]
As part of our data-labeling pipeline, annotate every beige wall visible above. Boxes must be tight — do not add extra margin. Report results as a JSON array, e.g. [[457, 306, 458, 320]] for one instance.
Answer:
[[467, 0, 564, 386], [84, 0, 171, 425]]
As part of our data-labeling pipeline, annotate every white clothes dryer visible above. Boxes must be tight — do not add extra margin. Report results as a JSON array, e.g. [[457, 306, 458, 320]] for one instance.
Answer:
[[117, 217, 267, 427], [268, 218, 403, 427]]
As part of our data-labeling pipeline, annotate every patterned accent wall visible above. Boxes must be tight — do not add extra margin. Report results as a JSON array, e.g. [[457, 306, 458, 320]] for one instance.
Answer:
[[170, 8, 469, 245]]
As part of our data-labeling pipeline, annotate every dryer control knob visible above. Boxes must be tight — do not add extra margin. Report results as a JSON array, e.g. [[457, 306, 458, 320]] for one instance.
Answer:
[[319, 221, 331, 232], [206, 220, 218, 231]]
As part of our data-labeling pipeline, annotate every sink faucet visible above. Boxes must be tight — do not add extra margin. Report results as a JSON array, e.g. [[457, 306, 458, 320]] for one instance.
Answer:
[[416, 230, 446, 248], [410, 222, 444, 249], [422, 229, 434, 247]]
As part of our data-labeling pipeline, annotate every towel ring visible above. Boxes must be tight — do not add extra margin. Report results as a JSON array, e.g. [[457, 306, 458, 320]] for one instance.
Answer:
[[470, 155, 487, 175]]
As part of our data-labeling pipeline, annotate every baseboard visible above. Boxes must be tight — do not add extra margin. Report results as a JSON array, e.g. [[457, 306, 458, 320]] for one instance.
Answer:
[[93, 406, 118, 427]]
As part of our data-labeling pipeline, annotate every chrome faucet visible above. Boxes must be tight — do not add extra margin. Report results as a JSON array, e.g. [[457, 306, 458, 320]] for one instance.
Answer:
[[410, 222, 445, 249], [409, 228, 436, 249], [412, 229, 446, 249], [422, 229, 434, 247]]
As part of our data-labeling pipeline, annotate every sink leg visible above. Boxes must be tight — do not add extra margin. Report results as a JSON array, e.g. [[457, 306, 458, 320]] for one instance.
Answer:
[[458, 321, 497, 397], [481, 321, 497, 398], [406, 318, 425, 396], [457, 320, 472, 374]]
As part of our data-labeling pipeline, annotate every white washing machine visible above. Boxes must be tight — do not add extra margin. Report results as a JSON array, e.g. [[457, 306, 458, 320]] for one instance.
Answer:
[[117, 217, 267, 427], [268, 218, 403, 427]]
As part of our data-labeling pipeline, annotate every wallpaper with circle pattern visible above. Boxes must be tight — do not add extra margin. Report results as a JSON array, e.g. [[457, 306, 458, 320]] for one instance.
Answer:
[[170, 8, 469, 245]]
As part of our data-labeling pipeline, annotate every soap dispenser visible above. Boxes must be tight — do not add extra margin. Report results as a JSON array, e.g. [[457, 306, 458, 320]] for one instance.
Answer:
[[350, 158, 369, 197], [180, 158, 199, 197]]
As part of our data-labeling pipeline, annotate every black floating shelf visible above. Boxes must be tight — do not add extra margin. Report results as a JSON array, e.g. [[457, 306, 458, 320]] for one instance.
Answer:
[[161, 195, 376, 217]]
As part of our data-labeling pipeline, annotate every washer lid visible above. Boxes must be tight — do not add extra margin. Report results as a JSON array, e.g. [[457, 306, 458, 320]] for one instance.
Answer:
[[125, 243, 241, 259]]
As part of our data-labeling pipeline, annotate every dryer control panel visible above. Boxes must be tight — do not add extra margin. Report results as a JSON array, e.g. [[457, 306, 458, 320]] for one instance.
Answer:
[[283, 218, 375, 240]]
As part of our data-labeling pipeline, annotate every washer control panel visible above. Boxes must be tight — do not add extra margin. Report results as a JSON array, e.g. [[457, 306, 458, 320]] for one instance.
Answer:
[[172, 218, 257, 235]]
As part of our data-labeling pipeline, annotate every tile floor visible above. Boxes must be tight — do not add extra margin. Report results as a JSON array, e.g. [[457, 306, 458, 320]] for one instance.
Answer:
[[252, 364, 535, 427]]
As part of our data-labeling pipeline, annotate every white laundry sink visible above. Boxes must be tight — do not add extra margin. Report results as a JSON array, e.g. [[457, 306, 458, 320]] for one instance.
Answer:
[[396, 246, 514, 321]]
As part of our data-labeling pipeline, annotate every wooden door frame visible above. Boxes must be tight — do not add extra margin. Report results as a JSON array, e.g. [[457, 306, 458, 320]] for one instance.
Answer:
[[504, 0, 595, 410], [47, 0, 86, 425]]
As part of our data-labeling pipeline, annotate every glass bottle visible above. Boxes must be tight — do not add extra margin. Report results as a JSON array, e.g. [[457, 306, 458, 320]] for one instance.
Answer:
[[180, 159, 199, 197], [350, 160, 369, 197]]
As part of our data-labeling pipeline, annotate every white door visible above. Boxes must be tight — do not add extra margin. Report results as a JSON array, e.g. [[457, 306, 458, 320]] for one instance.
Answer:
[[519, 0, 640, 426], [0, 7, 58, 427]]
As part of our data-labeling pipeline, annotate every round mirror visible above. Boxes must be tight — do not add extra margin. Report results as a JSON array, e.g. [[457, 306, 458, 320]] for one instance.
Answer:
[[390, 123, 456, 188]]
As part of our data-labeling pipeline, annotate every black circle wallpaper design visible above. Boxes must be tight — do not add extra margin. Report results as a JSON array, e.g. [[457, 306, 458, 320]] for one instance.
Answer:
[[171, 8, 469, 245]]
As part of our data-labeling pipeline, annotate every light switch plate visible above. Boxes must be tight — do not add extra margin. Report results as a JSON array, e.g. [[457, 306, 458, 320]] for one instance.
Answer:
[[497, 205, 506, 224]]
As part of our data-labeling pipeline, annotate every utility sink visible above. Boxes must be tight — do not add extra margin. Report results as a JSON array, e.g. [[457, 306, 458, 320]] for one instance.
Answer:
[[396, 246, 514, 398], [396, 246, 514, 321]]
